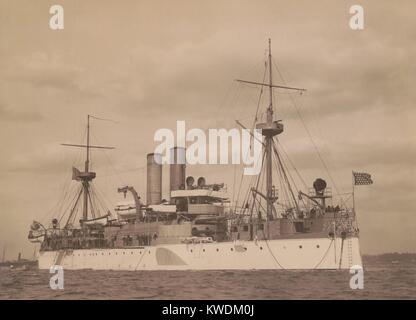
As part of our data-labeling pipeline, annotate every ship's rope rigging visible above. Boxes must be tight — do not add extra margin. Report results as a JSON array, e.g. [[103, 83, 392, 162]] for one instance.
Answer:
[[232, 56, 305, 219], [38, 128, 87, 226], [229, 43, 349, 219], [271, 58, 341, 196], [37, 117, 118, 230], [313, 238, 334, 269]]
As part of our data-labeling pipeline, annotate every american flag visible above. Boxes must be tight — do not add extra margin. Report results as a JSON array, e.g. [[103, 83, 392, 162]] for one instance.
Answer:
[[353, 171, 373, 185]]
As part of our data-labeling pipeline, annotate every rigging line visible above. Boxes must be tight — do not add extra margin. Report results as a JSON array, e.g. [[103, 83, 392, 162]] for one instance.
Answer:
[[272, 83, 278, 118], [91, 184, 113, 216], [42, 181, 72, 224], [236, 116, 264, 211], [43, 126, 88, 223], [89, 187, 100, 218], [90, 183, 113, 215], [237, 175, 255, 220], [211, 80, 238, 127], [91, 131, 126, 187], [100, 165, 146, 177], [253, 60, 268, 124], [236, 111, 266, 123], [272, 59, 340, 195], [276, 139, 308, 189], [272, 144, 291, 208], [300, 80, 345, 196], [91, 186, 105, 216], [133, 247, 149, 271], [313, 239, 334, 269], [273, 142, 299, 211], [272, 147, 290, 207], [57, 184, 82, 225], [238, 164, 256, 218], [89, 115, 119, 124], [274, 141, 305, 207], [260, 230, 285, 269], [62, 185, 83, 228], [94, 187, 108, 218], [55, 181, 75, 215], [234, 80, 261, 218], [67, 186, 83, 227], [40, 143, 84, 223], [249, 148, 266, 222], [222, 83, 243, 129], [232, 164, 237, 205], [87, 187, 96, 219], [273, 150, 293, 211], [273, 155, 294, 209], [251, 167, 263, 218], [273, 156, 286, 213], [55, 184, 77, 224], [233, 145, 256, 214], [257, 160, 268, 217], [245, 61, 268, 217], [255, 196, 266, 216]]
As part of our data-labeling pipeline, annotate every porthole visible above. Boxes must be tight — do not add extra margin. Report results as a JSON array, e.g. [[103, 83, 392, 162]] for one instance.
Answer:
[[203, 249, 205, 252], [316, 245, 320, 248], [260, 247, 263, 250], [216, 248, 219, 252], [231, 248, 234, 251], [299, 245, 303, 249], [148, 251, 151, 254], [190, 249, 193, 253]]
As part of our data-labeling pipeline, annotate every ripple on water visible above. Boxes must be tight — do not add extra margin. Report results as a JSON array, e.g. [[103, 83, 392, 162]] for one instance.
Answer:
[[0, 261, 415, 299]]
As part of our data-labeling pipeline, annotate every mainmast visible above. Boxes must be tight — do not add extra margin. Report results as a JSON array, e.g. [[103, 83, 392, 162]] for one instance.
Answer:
[[266, 38, 274, 226], [236, 39, 306, 238]]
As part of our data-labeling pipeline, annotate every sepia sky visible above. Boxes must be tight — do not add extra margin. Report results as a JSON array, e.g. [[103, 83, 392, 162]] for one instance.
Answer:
[[0, 0, 415, 259]]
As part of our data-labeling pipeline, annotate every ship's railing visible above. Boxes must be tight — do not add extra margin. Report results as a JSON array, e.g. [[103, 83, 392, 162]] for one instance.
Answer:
[[322, 215, 360, 237], [308, 187, 332, 198], [180, 236, 214, 244]]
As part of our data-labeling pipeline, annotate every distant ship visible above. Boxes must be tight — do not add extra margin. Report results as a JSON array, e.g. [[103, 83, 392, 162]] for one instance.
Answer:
[[0, 249, 37, 270], [28, 40, 363, 270]]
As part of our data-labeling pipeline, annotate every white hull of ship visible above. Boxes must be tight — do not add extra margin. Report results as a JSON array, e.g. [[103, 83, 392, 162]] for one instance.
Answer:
[[38, 237, 362, 270]]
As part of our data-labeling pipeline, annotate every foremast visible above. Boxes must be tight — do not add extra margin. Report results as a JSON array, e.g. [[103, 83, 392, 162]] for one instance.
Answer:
[[62, 115, 114, 227]]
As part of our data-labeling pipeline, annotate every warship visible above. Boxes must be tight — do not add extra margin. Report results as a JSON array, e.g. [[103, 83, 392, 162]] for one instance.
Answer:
[[28, 40, 369, 270]]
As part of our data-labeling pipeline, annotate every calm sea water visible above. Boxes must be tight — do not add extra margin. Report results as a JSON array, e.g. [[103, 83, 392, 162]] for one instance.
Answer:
[[0, 256, 415, 299]]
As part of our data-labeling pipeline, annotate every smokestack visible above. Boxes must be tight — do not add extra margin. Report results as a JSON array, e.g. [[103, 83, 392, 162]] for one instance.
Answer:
[[147, 153, 162, 205], [170, 147, 186, 193]]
